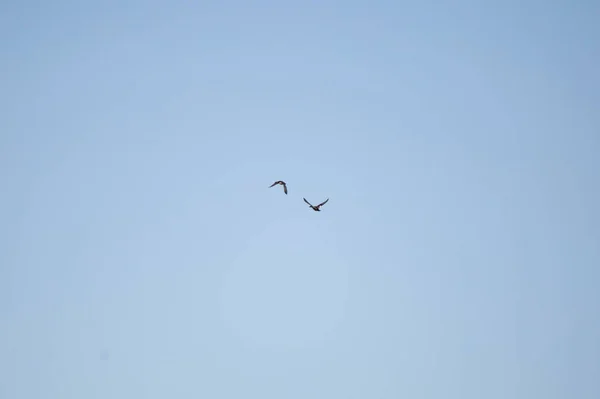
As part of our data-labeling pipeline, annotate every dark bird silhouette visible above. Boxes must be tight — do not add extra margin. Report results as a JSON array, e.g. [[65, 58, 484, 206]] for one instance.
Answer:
[[269, 180, 288, 194], [303, 197, 329, 212]]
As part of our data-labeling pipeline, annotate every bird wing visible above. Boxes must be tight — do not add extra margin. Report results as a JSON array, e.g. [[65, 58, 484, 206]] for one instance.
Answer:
[[303, 198, 313, 206], [317, 198, 329, 207], [283, 184, 288, 194], [269, 182, 277, 187]]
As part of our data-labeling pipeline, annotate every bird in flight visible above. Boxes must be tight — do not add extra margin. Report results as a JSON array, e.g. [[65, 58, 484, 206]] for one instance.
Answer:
[[269, 180, 288, 195], [303, 197, 329, 212]]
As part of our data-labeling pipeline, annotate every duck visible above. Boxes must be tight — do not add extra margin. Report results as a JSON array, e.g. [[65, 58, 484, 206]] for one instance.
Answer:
[[303, 197, 329, 212], [269, 180, 288, 195]]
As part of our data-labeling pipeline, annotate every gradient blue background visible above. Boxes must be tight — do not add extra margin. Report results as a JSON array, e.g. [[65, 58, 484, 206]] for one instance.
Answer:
[[2, 1, 599, 398]]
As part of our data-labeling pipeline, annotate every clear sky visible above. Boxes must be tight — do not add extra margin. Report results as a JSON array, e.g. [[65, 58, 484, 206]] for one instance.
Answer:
[[1, 1, 599, 398]]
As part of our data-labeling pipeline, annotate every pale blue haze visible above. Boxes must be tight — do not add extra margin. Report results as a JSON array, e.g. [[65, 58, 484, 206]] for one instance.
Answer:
[[1, 1, 599, 398]]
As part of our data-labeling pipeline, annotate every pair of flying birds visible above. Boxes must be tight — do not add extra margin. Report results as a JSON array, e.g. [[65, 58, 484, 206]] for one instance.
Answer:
[[269, 180, 329, 212]]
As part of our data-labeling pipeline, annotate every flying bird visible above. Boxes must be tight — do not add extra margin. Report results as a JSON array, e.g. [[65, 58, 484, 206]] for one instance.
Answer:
[[303, 197, 329, 212], [269, 180, 288, 194]]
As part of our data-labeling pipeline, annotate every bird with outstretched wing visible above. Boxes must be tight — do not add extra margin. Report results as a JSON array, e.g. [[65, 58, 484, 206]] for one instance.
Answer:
[[303, 197, 329, 212]]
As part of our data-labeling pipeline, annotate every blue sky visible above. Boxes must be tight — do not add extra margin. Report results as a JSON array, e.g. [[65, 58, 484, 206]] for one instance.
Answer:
[[1, 1, 599, 398]]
